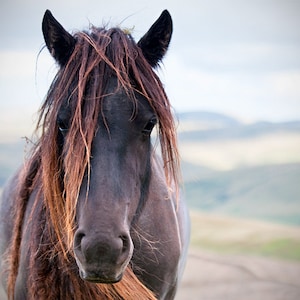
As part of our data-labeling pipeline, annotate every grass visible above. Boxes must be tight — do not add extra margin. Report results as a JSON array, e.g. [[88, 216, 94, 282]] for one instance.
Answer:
[[190, 211, 300, 261], [191, 237, 300, 261], [259, 239, 300, 261]]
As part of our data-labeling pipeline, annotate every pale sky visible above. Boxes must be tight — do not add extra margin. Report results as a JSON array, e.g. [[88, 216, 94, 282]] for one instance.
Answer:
[[1, 0, 300, 140]]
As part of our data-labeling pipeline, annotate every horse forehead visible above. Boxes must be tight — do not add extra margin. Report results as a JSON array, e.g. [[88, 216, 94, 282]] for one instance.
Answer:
[[101, 90, 153, 122], [102, 91, 133, 114]]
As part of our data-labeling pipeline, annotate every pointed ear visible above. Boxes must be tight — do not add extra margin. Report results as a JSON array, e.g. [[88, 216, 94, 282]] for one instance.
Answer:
[[137, 10, 173, 68], [42, 10, 76, 66]]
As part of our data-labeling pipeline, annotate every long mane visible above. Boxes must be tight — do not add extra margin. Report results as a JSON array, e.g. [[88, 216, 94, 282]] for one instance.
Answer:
[[6, 26, 179, 299]]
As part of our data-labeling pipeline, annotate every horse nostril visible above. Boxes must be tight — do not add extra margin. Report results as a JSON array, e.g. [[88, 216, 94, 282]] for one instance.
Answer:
[[119, 234, 132, 258], [120, 235, 128, 253], [74, 231, 85, 252]]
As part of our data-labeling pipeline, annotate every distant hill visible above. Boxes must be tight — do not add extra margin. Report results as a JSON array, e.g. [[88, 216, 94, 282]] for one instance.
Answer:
[[177, 111, 241, 126], [182, 162, 300, 225], [178, 111, 300, 141]]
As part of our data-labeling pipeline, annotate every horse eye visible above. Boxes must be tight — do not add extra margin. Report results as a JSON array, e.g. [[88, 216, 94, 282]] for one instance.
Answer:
[[142, 117, 157, 135], [57, 119, 69, 134]]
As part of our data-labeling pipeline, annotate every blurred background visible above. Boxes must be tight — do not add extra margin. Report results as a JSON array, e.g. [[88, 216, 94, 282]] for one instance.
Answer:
[[1, 0, 300, 299]]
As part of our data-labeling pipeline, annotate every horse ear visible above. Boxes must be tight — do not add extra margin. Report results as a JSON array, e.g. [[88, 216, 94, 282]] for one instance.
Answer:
[[42, 10, 76, 66], [137, 10, 173, 68]]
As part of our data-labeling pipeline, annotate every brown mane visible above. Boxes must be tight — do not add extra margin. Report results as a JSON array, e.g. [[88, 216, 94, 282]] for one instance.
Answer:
[[7, 26, 179, 299]]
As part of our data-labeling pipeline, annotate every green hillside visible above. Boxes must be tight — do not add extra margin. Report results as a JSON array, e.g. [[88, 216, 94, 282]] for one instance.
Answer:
[[183, 162, 300, 225]]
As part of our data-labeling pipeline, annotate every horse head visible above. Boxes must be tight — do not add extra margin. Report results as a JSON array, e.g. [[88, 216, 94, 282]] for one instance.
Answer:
[[41, 10, 175, 284]]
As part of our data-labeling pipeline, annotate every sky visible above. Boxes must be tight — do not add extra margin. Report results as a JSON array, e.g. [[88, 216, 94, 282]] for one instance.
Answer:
[[1, 0, 300, 140]]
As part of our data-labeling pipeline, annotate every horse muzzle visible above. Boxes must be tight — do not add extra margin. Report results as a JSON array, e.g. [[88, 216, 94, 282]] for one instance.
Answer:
[[73, 230, 133, 283]]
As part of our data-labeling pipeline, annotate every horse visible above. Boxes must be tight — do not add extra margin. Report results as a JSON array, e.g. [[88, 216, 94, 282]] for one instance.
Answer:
[[0, 9, 189, 300]]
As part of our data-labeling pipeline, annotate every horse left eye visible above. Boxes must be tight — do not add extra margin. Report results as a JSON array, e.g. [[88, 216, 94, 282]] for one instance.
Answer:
[[142, 117, 157, 135]]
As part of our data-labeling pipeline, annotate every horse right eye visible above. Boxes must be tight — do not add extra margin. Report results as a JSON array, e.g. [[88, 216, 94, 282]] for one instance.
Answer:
[[57, 119, 69, 134]]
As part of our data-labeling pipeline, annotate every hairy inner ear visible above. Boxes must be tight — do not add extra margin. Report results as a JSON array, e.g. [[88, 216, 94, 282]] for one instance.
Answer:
[[138, 10, 173, 68], [42, 10, 76, 66]]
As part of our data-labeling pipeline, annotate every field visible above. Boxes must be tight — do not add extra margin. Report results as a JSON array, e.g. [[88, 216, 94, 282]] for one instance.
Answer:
[[176, 211, 300, 299], [177, 249, 300, 300], [189, 211, 300, 261]]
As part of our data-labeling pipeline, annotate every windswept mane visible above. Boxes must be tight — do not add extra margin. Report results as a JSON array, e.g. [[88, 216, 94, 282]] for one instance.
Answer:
[[7, 25, 179, 299]]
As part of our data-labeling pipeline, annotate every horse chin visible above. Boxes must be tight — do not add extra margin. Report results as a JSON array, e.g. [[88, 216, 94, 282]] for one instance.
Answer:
[[79, 269, 123, 284], [78, 264, 125, 284]]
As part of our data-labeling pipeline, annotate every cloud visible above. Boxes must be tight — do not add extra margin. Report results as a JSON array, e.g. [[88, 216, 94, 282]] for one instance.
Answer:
[[161, 53, 300, 121], [0, 51, 37, 78], [0, 49, 57, 141]]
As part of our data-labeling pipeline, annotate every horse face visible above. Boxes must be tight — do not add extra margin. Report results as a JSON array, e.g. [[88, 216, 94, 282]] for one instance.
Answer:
[[43, 9, 172, 284], [66, 80, 156, 283]]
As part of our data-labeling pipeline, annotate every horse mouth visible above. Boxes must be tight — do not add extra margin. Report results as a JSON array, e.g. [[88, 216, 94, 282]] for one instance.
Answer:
[[79, 269, 123, 284]]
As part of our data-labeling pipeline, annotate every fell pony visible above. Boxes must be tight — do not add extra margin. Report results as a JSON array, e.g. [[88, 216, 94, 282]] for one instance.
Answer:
[[0, 10, 189, 300]]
